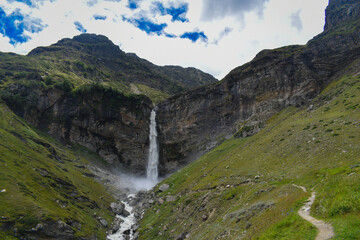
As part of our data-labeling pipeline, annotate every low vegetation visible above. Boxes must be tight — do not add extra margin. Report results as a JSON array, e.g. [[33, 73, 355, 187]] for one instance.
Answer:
[[0, 103, 115, 239], [138, 73, 360, 239]]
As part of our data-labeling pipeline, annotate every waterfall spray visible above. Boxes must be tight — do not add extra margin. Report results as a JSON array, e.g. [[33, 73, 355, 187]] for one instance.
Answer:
[[146, 109, 159, 183]]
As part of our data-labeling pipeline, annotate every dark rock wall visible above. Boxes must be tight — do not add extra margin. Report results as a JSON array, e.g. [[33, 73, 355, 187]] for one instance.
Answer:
[[5, 85, 153, 174]]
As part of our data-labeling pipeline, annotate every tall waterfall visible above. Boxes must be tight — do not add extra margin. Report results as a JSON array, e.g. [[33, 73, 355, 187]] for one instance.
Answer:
[[146, 109, 159, 183]]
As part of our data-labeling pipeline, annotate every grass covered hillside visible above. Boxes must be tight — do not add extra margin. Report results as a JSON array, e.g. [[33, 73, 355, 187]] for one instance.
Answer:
[[138, 66, 360, 239], [0, 103, 116, 239]]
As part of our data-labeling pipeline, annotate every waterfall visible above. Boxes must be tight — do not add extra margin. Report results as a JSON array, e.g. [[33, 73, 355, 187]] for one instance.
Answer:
[[146, 109, 159, 183]]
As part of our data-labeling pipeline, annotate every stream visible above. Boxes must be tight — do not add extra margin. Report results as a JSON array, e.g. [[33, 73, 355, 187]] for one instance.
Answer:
[[107, 108, 159, 240]]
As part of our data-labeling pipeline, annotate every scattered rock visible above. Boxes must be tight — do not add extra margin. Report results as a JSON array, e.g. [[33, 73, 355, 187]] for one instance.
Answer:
[[74, 165, 86, 169], [133, 232, 139, 239], [123, 229, 131, 235], [254, 175, 260, 179], [71, 221, 81, 230], [98, 217, 108, 228], [158, 198, 164, 204], [134, 212, 141, 219], [159, 184, 170, 192], [148, 199, 154, 204], [55, 199, 68, 208], [57, 220, 67, 228], [224, 202, 275, 222], [121, 210, 130, 217], [166, 196, 176, 202], [177, 232, 188, 240], [1, 189, 6, 193], [36, 168, 50, 177], [350, 164, 360, 169], [132, 224, 140, 232], [31, 223, 45, 231], [82, 172, 96, 178], [202, 214, 208, 221], [111, 218, 124, 234], [110, 202, 125, 215]]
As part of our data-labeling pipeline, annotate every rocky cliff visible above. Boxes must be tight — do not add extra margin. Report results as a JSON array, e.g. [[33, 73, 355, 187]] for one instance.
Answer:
[[2, 83, 153, 173], [0, 34, 217, 175], [156, 0, 360, 174], [324, 0, 360, 31]]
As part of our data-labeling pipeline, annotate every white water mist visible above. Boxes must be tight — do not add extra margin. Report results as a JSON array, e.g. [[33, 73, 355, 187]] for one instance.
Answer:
[[146, 109, 159, 183]]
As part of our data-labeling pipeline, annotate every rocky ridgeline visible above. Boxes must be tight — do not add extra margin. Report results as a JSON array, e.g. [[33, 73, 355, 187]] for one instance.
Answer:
[[156, 0, 360, 174]]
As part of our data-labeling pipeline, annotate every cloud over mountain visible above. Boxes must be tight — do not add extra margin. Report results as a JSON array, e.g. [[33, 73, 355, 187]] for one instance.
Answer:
[[202, 0, 270, 22]]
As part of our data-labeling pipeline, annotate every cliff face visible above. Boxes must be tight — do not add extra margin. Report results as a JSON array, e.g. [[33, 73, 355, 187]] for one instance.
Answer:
[[156, 0, 360, 175], [0, 34, 217, 175], [324, 0, 360, 31], [3, 84, 153, 173]]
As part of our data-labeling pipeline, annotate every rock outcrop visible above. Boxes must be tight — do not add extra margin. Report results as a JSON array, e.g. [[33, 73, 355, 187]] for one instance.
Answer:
[[324, 0, 360, 31], [3, 83, 153, 173], [156, 0, 360, 174]]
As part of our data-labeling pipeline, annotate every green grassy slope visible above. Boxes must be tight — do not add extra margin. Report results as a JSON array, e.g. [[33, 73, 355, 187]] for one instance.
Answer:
[[0, 103, 116, 239], [138, 71, 360, 239]]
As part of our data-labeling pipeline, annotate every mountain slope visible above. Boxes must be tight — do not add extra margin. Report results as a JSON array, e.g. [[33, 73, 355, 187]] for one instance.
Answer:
[[138, 65, 360, 239], [0, 103, 116, 239], [26, 34, 218, 99], [155, 0, 360, 174]]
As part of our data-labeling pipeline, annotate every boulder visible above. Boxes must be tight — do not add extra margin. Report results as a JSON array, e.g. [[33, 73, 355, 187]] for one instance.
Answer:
[[111, 218, 124, 234], [98, 217, 108, 228], [110, 202, 125, 215], [121, 210, 130, 217], [159, 184, 170, 192]]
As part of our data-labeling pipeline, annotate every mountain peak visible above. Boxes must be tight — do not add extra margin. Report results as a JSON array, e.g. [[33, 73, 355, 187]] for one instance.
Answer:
[[71, 33, 113, 44], [28, 33, 125, 58]]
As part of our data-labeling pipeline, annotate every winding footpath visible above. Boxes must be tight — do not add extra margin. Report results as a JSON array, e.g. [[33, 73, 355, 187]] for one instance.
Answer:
[[293, 185, 334, 240]]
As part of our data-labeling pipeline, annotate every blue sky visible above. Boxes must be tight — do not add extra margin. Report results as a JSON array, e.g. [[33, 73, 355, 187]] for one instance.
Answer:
[[0, 0, 328, 79]]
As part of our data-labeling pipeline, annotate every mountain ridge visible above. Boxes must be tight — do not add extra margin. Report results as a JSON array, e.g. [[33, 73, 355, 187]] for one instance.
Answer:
[[26, 33, 218, 97]]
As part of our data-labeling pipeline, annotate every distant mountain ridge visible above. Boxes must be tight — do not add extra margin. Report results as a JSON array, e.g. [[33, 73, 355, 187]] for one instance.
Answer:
[[27, 33, 218, 97]]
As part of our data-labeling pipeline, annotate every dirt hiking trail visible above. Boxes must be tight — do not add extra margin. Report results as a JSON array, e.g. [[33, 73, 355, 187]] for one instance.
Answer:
[[293, 184, 334, 240]]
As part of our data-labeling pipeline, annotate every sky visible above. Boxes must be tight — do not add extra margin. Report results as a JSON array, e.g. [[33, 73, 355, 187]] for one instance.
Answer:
[[0, 0, 328, 79]]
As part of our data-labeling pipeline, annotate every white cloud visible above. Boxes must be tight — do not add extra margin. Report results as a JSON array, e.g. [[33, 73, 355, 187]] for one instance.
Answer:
[[201, 0, 270, 23], [0, 0, 328, 79], [291, 10, 303, 31]]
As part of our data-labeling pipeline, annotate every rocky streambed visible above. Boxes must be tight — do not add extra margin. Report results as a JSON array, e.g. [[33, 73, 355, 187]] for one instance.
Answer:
[[106, 190, 160, 240]]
